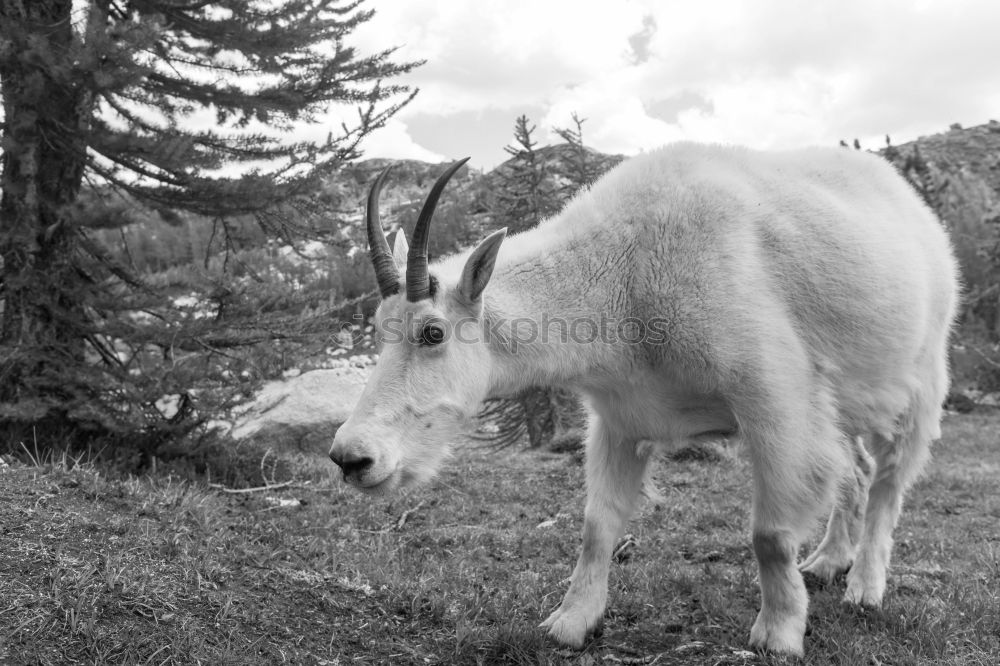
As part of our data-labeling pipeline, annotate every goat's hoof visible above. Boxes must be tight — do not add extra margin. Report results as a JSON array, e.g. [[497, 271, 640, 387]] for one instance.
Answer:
[[749, 611, 805, 658], [843, 582, 884, 608], [843, 566, 886, 608], [540, 606, 601, 648], [799, 550, 852, 584]]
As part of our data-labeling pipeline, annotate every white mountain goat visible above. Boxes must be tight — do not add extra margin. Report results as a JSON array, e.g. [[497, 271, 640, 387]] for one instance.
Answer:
[[329, 144, 959, 656]]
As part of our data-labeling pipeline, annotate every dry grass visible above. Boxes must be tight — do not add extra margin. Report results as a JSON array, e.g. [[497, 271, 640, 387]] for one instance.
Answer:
[[1, 412, 998, 665]]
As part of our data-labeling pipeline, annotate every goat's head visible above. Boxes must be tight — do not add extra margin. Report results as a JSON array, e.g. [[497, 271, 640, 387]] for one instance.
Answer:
[[329, 159, 507, 493]]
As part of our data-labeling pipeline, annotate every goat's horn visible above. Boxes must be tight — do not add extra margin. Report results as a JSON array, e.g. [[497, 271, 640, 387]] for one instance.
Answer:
[[407, 157, 470, 301], [366, 165, 401, 298]]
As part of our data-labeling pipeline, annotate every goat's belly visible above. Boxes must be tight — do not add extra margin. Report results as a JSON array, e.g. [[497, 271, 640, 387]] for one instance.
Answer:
[[583, 372, 738, 443]]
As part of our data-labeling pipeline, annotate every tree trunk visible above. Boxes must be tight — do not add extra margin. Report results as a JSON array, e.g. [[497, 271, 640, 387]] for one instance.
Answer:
[[0, 0, 91, 413]]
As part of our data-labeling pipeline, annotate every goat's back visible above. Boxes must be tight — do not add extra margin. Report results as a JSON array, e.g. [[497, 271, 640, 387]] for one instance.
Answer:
[[566, 143, 958, 431]]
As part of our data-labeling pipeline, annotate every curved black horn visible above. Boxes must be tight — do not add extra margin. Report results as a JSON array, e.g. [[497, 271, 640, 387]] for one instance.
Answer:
[[407, 157, 470, 301], [366, 166, 401, 298]]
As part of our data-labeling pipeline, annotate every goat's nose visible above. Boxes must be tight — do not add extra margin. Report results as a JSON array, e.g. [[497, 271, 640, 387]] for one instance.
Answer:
[[329, 449, 374, 478]]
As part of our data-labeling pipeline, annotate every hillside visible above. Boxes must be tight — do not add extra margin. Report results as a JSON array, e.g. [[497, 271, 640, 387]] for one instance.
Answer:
[[886, 120, 1000, 193], [880, 120, 1000, 329], [102, 120, 1000, 296], [334, 142, 625, 255], [342, 124, 1000, 298]]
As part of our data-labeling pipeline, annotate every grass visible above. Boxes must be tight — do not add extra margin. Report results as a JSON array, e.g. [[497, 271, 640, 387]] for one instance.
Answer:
[[1, 412, 998, 665]]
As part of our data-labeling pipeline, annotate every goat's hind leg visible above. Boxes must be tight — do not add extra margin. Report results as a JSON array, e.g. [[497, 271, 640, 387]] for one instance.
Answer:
[[800, 435, 874, 582], [846, 354, 945, 608], [542, 411, 650, 648], [739, 375, 850, 656], [845, 415, 935, 606]]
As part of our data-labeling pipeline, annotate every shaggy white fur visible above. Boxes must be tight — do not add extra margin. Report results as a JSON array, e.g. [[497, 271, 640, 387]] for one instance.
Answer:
[[331, 143, 960, 656]]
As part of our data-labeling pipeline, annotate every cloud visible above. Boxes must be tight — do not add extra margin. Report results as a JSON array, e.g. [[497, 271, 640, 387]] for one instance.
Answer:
[[349, 0, 647, 114], [405, 106, 548, 169], [645, 91, 714, 126], [354, 119, 446, 163], [341, 0, 1000, 164], [627, 15, 657, 65]]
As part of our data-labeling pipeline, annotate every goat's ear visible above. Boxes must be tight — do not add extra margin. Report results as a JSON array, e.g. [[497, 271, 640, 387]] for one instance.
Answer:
[[457, 228, 506, 305], [392, 229, 408, 274]]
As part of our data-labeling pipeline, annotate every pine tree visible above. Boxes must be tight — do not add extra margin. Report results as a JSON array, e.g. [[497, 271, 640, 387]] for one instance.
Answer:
[[491, 115, 561, 234], [480, 116, 585, 449], [553, 112, 596, 193], [0, 0, 419, 448]]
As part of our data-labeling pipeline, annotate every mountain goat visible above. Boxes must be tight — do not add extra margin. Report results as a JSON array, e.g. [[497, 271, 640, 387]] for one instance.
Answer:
[[329, 144, 959, 656]]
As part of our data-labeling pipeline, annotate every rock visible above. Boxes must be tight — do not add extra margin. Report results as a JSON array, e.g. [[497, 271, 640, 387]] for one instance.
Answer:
[[980, 392, 1000, 407], [945, 391, 977, 413], [231, 367, 370, 456], [155, 393, 182, 419]]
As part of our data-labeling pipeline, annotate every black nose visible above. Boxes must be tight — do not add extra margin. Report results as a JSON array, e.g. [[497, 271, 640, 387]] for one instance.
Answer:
[[329, 450, 374, 478]]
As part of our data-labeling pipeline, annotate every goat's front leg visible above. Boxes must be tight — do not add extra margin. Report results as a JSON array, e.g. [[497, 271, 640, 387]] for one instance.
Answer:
[[541, 416, 649, 648]]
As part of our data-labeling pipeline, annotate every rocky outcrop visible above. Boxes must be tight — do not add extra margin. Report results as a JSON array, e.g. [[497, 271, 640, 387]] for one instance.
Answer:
[[230, 367, 371, 456], [881, 121, 1000, 336]]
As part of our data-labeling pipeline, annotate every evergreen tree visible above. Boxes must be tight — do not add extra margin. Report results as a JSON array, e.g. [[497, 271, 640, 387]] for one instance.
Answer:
[[0, 0, 419, 448], [481, 115, 586, 450], [490, 115, 560, 234], [553, 112, 596, 193]]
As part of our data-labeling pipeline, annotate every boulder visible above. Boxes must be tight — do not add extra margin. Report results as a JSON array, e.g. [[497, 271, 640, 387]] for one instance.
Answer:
[[230, 367, 370, 456]]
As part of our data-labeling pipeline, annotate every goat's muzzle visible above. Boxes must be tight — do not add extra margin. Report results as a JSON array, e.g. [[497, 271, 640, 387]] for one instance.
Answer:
[[328, 448, 374, 483]]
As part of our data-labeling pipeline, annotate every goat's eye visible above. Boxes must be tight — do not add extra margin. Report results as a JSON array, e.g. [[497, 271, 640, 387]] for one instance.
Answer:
[[420, 322, 446, 346]]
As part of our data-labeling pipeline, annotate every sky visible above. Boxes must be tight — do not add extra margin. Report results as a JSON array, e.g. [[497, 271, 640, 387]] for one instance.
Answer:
[[329, 0, 1000, 171]]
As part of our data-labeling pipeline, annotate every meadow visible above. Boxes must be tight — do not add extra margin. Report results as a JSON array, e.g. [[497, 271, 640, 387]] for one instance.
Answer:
[[1, 412, 997, 665]]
